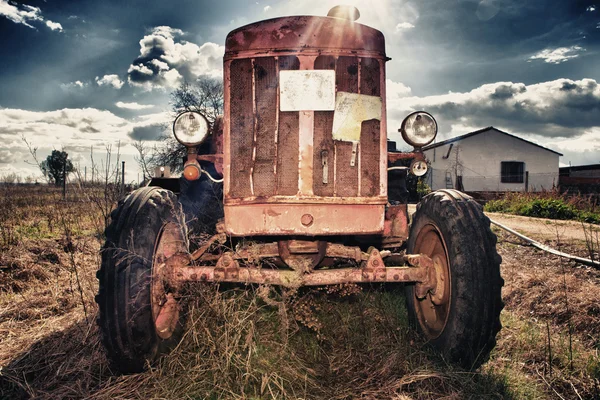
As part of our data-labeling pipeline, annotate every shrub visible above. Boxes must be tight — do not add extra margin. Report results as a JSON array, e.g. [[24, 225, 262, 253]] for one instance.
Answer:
[[483, 191, 600, 224]]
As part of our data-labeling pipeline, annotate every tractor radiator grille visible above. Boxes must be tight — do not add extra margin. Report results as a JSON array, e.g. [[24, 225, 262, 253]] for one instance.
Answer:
[[228, 55, 381, 199]]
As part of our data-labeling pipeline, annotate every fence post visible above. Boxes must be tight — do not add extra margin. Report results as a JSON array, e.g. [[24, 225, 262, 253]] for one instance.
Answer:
[[62, 163, 66, 200], [121, 161, 125, 195]]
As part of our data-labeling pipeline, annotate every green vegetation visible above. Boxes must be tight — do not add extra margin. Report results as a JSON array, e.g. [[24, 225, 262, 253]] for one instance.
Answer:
[[484, 191, 600, 223]]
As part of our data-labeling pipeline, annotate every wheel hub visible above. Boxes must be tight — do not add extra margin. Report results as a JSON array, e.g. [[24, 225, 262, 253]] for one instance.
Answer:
[[430, 254, 449, 305], [412, 224, 451, 339], [152, 222, 185, 340]]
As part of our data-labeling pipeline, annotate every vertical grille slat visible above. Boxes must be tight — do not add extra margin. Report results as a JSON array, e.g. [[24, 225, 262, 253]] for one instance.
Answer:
[[334, 56, 360, 197], [313, 55, 336, 197], [230, 58, 254, 198], [252, 57, 278, 196], [276, 56, 300, 196], [360, 119, 380, 196], [359, 57, 381, 196]]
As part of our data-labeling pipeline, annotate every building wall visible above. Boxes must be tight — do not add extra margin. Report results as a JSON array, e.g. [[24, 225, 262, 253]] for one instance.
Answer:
[[423, 129, 560, 192], [569, 169, 600, 178]]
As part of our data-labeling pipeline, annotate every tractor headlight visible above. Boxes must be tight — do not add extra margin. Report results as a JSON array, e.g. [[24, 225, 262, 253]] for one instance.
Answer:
[[173, 111, 209, 146], [399, 111, 437, 148], [410, 160, 428, 176]]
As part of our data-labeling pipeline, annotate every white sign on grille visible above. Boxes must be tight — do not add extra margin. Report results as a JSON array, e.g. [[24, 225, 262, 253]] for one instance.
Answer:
[[279, 70, 336, 112]]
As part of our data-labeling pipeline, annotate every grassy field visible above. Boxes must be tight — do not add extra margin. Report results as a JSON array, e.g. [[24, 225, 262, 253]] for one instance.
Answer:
[[0, 184, 599, 399]]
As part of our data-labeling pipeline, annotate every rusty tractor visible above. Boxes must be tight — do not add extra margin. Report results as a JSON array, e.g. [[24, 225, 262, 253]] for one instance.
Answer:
[[97, 6, 503, 373]]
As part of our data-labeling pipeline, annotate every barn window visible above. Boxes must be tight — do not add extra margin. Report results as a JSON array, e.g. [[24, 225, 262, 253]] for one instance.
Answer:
[[501, 161, 524, 183]]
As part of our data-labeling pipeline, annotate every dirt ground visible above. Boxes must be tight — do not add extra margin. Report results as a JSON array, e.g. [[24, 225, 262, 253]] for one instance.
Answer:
[[1, 194, 599, 398], [487, 212, 600, 243]]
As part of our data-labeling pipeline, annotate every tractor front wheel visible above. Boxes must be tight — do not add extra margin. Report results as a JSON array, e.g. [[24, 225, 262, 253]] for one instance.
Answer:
[[96, 187, 189, 373], [406, 189, 503, 369]]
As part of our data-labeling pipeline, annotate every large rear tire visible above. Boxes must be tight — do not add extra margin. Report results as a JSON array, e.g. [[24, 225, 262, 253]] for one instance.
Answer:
[[405, 189, 503, 369], [96, 187, 189, 373]]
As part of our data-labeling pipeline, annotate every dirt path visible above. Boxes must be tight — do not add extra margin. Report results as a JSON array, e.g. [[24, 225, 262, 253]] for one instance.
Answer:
[[408, 203, 599, 243], [485, 212, 600, 243]]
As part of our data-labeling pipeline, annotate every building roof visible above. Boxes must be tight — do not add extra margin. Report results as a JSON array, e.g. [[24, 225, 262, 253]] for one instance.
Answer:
[[559, 163, 600, 172], [422, 126, 563, 156]]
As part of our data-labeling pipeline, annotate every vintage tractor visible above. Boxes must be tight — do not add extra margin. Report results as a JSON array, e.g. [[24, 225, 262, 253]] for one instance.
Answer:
[[97, 6, 503, 373]]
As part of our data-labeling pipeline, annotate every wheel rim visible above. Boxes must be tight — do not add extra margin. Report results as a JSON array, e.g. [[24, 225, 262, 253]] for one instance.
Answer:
[[412, 223, 451, 339], [152, 221, 186, 340]]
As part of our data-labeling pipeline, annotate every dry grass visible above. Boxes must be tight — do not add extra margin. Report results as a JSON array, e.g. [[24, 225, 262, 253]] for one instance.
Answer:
[[0, 184, 599, 399]]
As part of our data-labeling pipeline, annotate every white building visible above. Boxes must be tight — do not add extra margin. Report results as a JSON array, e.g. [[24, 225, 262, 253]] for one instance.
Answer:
[[422, 127, 562, 192]]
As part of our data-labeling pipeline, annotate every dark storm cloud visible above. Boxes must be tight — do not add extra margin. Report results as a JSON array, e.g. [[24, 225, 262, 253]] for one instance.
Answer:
[[390, 78, 600, 139], [387, 0, 600, 95], [129, 124, 165, 141]]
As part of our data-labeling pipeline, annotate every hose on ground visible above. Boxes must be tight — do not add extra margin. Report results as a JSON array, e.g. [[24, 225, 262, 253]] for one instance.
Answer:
[[489, 219, 600, 268]]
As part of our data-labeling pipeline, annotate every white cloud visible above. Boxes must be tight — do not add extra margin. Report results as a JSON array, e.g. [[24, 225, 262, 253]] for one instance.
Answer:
[[0, 0, 61, 32], [264, 5, 271, 12], [45, 20, 62, 31], [395, 22, 415, 32], [115, 101, 155, 110], [60, 80, 87, 90], [127, 26, 224, 91], [0, 1, 41, 28], [529, 46, 585, 64], [95, 74, 124, 89], [386, 78, 600, 152], [0, 107, 172, 181], [386, 79, 412, 99], [586, 5, 596, 12]]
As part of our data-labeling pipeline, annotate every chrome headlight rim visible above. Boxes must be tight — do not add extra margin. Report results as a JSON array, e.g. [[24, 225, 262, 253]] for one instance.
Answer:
[[172, 111, 210, 146], [400, 111, 438, 148]]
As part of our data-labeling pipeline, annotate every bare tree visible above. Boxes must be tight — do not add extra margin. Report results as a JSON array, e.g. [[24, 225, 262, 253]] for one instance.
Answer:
[[133, 140, 155, 182], [170, 77, 224, 123]]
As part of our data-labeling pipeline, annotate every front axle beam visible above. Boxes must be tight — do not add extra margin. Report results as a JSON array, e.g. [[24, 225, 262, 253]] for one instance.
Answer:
[[168, 264, 431, 287]]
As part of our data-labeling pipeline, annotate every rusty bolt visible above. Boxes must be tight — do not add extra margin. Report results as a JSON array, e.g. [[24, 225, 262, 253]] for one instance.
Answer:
[[200, 274, 207, 281], [394, 274, 399, 281], [373, 259, 380, 266], [223, 257, 231, 267], [301, 214, 314, 227], [191, 273, 197, 280]]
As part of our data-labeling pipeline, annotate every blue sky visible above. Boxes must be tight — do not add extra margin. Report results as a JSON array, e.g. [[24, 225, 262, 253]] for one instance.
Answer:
[[1, 0, 599, 181]]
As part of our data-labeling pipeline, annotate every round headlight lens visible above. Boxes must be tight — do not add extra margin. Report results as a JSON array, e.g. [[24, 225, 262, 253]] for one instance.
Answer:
[[400, 111, 438, 148], [173, 111, 209, 146]]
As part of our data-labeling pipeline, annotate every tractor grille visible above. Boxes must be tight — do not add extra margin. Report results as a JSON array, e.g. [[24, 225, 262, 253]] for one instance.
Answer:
[[228, 55, 381, 199]]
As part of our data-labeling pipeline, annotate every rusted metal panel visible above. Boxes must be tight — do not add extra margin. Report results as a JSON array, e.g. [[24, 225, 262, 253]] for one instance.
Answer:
[[383, 204, 409, 243], [224, 203, 385, 236], [229, 58, 254, 198], [378, 58, 388, 197], [360, 57, 380, 96], [360, 119, 381, 196], [253, 57, 277, 196], [275, 56, 300, 196], [211, 117, 224, 175], [224, 195, 386, 205], [334, 56, 359, 197], [225, 16, 385, 57], [313, 55, 336, 197], [222, 17, 390, 235]]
